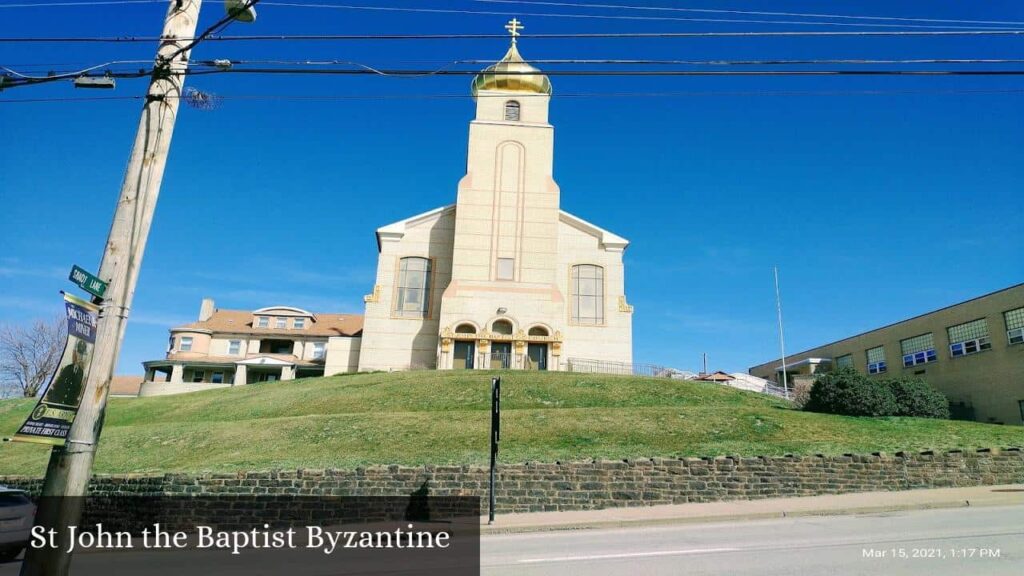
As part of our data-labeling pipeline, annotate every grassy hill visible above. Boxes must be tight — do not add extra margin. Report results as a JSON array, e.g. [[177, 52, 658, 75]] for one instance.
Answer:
[[1, 370, 1022, 476]]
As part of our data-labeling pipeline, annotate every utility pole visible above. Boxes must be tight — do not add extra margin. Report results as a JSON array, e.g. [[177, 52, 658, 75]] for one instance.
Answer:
[[774, 267, 789, 399], [22, 1, 203, 574]]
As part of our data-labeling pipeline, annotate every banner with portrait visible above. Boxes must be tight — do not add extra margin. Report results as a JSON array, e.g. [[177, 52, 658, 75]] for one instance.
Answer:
[[11, 293, 99, 445]]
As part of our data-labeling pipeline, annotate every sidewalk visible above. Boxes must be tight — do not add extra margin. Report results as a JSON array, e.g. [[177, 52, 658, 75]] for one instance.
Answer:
[[480, 484, 1024, 534]]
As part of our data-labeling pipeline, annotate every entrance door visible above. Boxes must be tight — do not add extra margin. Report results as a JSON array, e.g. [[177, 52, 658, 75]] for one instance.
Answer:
[[453, 341, 475, 369], [491, 342, 512, 369], [527, 343, 548, 370]]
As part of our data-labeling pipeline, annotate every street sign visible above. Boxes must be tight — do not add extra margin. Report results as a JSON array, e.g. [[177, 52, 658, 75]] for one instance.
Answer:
[[68, 265, 108, 299]]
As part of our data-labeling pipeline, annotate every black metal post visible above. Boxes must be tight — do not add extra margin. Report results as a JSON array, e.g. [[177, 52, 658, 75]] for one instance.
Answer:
[[489, 376, 500, 524]]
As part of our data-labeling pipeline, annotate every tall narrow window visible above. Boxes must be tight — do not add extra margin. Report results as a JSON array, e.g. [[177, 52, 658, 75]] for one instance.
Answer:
[[228, 340, 241, 355], [395, 257, 432, 318], [866, 346, 886, 374], [504, 100, 520, 121], [571, 264, 605, 325], [1004, 307, 1024, 345]]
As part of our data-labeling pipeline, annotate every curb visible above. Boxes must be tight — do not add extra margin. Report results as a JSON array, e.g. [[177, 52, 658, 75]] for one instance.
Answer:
[[481, 492, 1024, 535]]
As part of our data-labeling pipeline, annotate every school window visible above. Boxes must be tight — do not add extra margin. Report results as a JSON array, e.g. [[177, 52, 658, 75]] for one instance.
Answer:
[[900, 333, 937, 367], [948, 318, 991, 357], [228, 340, 241, 355], [191, 370, 204, 383], [275, 317, 287, 329], [256, 316, 269, 328], [293, 317, 306, 329], [866, 346, 887, 374], [1005, 307, 1024, 345], [312, 342, 326, 360], [179, 336, 193, 352], [496, 258, 514, 281], [835, 354, 854, 370], [571, 264, 605, 325], [211, 372, 224, 384], [504, 100, 521, 121], [395, 257, 432, 318]]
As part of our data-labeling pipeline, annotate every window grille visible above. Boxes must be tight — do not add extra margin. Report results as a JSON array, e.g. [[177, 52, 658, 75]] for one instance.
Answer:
[[835, 354, 853, 369]]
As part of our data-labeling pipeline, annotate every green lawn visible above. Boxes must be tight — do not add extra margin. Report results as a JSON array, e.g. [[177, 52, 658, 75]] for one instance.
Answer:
[[1, 370, 1021, 476]]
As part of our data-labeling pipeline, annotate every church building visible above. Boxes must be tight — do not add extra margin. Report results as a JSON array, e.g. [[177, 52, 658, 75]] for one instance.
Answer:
[[138, 26, 634, 395], [357, 27, 633, 372]]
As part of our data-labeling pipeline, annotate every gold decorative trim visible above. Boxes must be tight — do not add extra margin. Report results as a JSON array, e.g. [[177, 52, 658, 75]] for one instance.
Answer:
[[363, 285, 381, 303], [618, 295, 634, 313]]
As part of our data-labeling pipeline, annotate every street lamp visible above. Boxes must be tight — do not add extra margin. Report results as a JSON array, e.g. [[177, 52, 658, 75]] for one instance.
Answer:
[[225, 0, 257, 22]]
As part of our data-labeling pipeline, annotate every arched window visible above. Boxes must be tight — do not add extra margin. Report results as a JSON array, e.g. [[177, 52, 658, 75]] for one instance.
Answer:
[[571, 265, 605, 325], [528, 326, 549, 337], [395, 257, 431, 318], [492, 319, 514, 335], [504, 100, 521, 121], [455, 323, 477, 334]]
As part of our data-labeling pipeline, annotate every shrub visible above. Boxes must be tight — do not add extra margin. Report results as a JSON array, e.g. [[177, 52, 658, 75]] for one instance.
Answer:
[[885, 376, 950, 419], [804, 368, 898, 417]]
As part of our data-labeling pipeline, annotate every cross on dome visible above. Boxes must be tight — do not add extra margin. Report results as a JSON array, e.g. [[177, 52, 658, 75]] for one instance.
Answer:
[[505, 18, 524, 43]]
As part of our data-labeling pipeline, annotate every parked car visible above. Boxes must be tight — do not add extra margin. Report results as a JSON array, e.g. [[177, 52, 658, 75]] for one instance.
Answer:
[[0, 487, 34, 563]]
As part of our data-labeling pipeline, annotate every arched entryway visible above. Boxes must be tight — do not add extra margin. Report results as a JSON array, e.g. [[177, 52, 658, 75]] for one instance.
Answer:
[[453, 323, 477, 369], [526, 326, 549, 370]]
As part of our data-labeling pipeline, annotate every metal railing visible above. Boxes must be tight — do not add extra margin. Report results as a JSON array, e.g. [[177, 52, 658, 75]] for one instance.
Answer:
[[562, 357, 677, 378]]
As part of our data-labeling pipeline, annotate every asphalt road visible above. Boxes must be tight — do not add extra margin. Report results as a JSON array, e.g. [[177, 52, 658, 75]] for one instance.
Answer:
[[480, 505, 1024, 576]]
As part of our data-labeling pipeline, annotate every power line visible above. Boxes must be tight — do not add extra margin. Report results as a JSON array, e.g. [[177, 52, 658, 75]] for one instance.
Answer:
[[471, 0, 1024, 28], [8, 65, 1024, 88], [0, 0, 161, 7], [256, 2, 1017, 30], [5, 29, 1024, 43], [199, 58, 1024, 67], [6, 87, 1024, 103]]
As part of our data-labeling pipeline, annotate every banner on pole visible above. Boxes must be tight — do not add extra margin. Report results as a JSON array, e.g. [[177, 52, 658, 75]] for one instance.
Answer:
[[10, 293, 99, 445]]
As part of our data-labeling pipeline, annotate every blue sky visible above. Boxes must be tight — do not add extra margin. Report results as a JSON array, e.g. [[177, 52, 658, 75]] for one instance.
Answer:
[[1, 1, 1022, 375]]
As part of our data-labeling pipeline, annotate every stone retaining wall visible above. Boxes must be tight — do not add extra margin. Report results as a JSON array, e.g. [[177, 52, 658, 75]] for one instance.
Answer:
[[3, 448, 1022, 514]]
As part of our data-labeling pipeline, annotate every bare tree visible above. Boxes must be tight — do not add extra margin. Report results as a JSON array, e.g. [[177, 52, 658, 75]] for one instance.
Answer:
[[0, 316, 67, 398]]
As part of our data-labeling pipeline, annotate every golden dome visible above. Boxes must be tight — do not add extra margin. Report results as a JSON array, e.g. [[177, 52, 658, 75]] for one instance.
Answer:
[[471, 42, 552, 96]]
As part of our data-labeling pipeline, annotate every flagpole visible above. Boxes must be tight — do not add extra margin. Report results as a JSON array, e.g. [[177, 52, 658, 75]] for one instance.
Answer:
[[774, 267, 789, 399]]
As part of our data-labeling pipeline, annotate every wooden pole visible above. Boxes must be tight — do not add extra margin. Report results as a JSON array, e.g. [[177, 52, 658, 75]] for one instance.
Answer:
[[21, 2, 202, 574]]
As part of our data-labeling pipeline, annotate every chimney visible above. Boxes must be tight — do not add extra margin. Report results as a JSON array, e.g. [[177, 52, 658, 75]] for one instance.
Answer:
[[199, 298, 215, 322]]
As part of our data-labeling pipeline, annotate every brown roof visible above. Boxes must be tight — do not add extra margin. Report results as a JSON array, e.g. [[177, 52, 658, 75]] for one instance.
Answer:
[[110, 375, 146, 396], [172, 309, 363, 337], [695, 371, 735, 382]]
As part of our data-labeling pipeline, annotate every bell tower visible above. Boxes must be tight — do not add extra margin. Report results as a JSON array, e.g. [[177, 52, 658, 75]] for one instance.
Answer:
[[438, 20, 564, 366], [452, 21, 558, 285]]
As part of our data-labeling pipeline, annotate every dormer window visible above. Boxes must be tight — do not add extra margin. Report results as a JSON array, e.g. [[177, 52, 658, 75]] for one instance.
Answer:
[[275, 317, 287, 329], [256, 316, 269, 328], [293, 317, 306, 329], [504, 100, 520, 121]]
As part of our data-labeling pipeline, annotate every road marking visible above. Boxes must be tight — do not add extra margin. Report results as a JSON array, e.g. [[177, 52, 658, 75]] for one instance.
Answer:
[[518, 547, 739, 563]]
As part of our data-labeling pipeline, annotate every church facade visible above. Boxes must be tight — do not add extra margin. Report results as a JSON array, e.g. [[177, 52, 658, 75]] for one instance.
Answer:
[[356, 37, 633, 372]]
